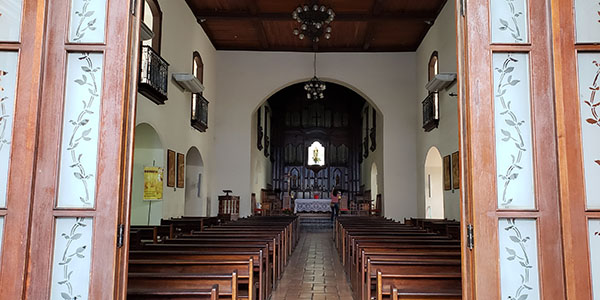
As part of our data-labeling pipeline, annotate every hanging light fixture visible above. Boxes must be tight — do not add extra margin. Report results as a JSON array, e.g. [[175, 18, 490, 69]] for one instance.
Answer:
[[305, 53, 326, 100], [292, 2, 334, 43]]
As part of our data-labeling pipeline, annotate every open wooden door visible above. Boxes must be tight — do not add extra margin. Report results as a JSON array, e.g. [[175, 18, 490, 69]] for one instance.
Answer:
[[459, 0, 566, 298], [0, 0, 138, 298], [552, 0, 600, 299], [0, 0, 48, 298]]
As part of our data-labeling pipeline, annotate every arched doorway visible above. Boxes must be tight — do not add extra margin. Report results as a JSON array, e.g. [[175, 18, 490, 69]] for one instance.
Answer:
[[250, 81, 383, 210], [424, 147, 444, 219], [131, 123, 164, 225], [371, 163, 378, 201], [184, 146, 204, 216]]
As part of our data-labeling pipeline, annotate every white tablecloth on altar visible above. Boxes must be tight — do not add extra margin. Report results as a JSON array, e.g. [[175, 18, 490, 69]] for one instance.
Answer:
[[294, 199, 332, 213]]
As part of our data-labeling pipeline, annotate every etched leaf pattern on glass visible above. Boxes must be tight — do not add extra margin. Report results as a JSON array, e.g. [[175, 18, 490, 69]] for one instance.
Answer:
[[56, 217, 89, 300], [503, 219, 534, 300], [66, 53, 100, 206], [72, 0, 97, 42], [496, 55, 526, 207], [0, 68, 10, 153], [582, 60, 600, 167], [497, 0, 525, 43]]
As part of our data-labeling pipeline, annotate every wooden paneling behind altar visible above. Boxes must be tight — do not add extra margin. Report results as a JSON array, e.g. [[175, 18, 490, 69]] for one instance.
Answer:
[[264, 82, 375, 203]]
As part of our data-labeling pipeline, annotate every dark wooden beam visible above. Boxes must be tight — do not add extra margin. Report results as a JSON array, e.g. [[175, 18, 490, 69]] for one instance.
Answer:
[[194, 11, 437, 22], [362, 0, 385, 51], [246, 0, 269, 50], [214, 45, 417, 52]]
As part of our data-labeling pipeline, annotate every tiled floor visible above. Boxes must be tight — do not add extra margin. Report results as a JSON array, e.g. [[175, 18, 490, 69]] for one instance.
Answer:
[[270, 231, 355, 300]]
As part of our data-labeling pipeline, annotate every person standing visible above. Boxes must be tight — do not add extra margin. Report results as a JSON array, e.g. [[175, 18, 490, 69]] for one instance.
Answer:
[[330, 188, 340, 221]]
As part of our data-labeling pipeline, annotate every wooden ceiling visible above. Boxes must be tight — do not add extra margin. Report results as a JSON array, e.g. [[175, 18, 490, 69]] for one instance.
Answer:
[[185, 0, 448, 52]]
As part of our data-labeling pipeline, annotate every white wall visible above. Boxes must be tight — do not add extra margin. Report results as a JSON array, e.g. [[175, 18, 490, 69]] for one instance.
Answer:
[[415, 1, 460, 220], [213, 51, 418, 221], [133, 0, 218, 220]]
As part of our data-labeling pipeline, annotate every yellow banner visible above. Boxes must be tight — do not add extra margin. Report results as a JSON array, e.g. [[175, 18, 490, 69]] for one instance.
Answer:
[[144, 167, 163, 200]]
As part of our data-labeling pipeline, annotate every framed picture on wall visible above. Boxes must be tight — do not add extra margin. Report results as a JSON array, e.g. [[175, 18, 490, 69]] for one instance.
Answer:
[[443, 155, 451, 191], [452, 151, 460, 189], [167, 149, 175, 187], [177, 153, 185, 188]]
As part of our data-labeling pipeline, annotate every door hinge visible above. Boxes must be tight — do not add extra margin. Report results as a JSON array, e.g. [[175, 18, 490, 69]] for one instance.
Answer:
[[467, 224, 474, 250], [117, 224, 125, 248], [460, 0, 466, 16]]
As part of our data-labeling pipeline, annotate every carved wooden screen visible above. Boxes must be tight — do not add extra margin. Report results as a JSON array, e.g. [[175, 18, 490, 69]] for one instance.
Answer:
[[552, 0, 600, 298], [7, 0, 136, 298], [459, 0, 566, 298]]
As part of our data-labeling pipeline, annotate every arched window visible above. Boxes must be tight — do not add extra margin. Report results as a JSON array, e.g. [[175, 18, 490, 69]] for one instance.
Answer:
[[423, 51, 440, 131], [193, 51, 204, 86], [428, 51, 439, 81], [142, 0, 162, 53]]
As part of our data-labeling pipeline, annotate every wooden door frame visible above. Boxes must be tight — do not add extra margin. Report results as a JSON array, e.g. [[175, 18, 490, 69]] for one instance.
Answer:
[[20, 0, 137, 298], [455, 0, 475, 298], [0, 0, 48, 298], [114, 0, 143, 297], [459, 0, 566, 298], [551, 0, 600, 298]]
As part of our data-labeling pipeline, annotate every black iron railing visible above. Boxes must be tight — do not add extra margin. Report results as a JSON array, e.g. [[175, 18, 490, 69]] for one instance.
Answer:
[[191, 93, 209, 132], [422, 92, 439, 132], [139, 45, 169, 105]]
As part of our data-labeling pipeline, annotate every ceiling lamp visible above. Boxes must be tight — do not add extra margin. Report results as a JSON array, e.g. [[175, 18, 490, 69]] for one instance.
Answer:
[[292, 2, 334, 43], [305, 53, 326, 100]]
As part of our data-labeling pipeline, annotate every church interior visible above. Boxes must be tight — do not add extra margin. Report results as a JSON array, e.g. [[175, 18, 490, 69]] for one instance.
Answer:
[[2, 0, 599, 298], [127, 0, 461, 299]]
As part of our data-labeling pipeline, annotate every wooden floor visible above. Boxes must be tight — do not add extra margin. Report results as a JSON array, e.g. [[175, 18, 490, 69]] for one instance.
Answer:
[[270, 231, 354, 300]]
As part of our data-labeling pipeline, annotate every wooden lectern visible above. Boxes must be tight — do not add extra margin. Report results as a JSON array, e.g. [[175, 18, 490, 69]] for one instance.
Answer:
[[218, 190, 239, 221]]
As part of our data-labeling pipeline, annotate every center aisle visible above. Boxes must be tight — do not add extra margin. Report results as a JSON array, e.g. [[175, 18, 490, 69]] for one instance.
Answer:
[[271, 232, 354, 300]]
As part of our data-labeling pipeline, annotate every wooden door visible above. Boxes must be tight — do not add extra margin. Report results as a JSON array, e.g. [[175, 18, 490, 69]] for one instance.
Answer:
[[0, 0, 48, 298], [552, 0, 600, 299], [0, 0, 139, 299], [459, 0, 566, 298]]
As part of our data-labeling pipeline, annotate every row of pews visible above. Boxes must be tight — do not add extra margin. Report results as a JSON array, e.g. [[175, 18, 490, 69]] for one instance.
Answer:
[[130, 216, 223, 246], [127, 215, 299, 300], [334, 216, 461, 300]]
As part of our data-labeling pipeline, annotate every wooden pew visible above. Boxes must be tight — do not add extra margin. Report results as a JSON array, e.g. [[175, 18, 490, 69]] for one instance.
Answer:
[[366, 259, 460, 300], [128, 271, 238, 300], [127, 216, 298, 300], [335, 216, 462, 300], [376, 270, 461, 300], [128, 284, 219, 300], [129, 259, 254, 300], [129, 250, 266, 300]]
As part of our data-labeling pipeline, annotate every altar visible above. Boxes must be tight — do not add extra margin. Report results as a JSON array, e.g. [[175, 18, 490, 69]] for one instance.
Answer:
[[294, 198, 332, 213]]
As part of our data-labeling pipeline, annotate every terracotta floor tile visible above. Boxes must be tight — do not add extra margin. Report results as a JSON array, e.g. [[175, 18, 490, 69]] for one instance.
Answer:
[[271, 232, 355, 300]]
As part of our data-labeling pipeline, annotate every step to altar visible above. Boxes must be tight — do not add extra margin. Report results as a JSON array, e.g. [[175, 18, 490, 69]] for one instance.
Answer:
[[298, 213, 333, 232]]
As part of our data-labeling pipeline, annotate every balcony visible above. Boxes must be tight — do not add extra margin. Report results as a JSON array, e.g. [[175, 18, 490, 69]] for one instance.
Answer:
[[139, 46, 169, 105], [422, 92, 439, 132], [191, 93, 209, 132]]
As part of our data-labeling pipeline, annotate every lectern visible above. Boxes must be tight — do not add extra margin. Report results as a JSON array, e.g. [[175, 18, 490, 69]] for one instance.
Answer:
[[218, 190, 239, 221]]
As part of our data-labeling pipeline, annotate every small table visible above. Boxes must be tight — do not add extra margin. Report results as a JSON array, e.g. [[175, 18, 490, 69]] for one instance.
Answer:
[[294, 199, 332, 213]]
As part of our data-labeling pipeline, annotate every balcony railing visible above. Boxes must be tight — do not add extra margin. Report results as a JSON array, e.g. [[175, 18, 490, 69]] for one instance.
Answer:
[[139, 45, 169, 105], [422, 92, 439, 132], [191, 93, 209, 132]]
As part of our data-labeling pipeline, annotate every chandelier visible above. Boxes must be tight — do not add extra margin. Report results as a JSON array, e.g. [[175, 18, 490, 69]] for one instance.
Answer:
[[305, 53, 326, 100], [292, 2, 335, 43]]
